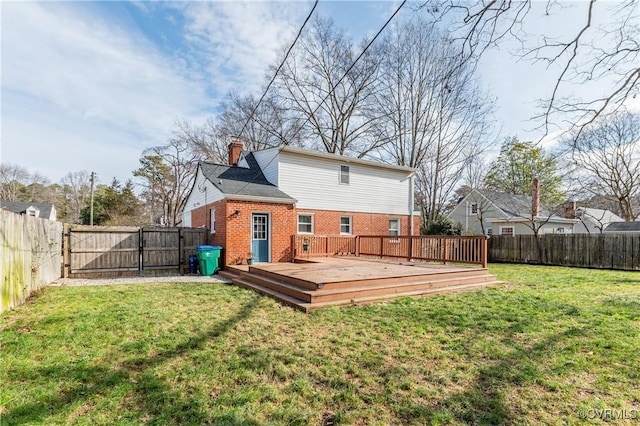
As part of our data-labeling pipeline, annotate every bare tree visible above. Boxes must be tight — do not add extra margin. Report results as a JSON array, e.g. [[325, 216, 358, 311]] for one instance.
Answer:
[[422, 0, 639, 135], [60, 171, 91, 224], [564, 111, 640, 221], [273, 16, 381, 156], [0, 163, 30, 201], [134, 133, 199, 226], [373, 17, 494, 223], [217, 92, 307, 151]]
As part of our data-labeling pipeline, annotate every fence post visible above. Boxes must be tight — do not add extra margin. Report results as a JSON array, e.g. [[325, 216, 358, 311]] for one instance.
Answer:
[[291, 235, 296, 261], [355, 235, 360, 257], [62, 223, 70, 278], [407, 236, 413, 261], [379, 236, 383, 258]]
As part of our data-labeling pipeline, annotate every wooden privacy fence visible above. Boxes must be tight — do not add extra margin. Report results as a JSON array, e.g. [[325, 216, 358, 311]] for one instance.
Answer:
[[63, 225, 208, 278], [292, 235, 488, 267], [1, 210, 62, 313], [489, 234, 640, 270]]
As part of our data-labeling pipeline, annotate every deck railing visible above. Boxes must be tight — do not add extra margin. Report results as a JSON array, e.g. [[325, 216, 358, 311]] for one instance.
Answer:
[[292, 235, 488, 268]]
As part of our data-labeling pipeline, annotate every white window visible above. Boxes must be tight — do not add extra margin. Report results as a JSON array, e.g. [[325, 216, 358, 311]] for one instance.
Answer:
[[389, 219, 400, 236], [340, 165, 350, 184], [470, 203, 478, 214], [340, 216, 352, 234], [556, 227, 565, 234], [500, 226, 514, 236], [27, 209, 37, 217], [298, 214, 313, 234], [486, 228, 493, 236], [210, 209, 216, 233]]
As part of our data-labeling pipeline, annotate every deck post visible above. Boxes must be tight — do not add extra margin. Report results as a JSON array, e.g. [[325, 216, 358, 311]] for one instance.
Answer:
[[443, 236, 448, 265], [379, 236, 383, 258], [482, 236, 488, 268], [355, 235, 360, 257], [407, 236, 413, 261], [291, 235, 296, 261]]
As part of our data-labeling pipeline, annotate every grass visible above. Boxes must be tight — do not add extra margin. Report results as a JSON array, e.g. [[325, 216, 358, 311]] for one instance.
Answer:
[[1, 264, 639, 425]]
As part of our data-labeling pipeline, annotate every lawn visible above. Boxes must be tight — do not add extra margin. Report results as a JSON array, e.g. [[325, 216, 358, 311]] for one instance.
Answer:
[[1, 264, 639, 425]]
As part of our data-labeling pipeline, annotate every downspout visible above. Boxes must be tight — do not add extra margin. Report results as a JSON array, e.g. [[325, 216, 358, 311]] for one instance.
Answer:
[[409, 174, 415, 236]]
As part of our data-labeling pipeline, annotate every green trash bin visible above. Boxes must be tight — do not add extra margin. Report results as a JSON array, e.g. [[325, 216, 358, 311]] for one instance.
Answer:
[[197, 245, 222, 276]]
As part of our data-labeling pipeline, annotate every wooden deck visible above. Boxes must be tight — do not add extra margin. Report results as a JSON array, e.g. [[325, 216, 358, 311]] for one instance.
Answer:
[[219, 257, 501, 312]]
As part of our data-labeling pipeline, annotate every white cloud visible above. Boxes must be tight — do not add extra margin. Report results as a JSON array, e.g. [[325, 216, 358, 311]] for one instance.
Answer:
[[1, 2, 212, 182], [174, 1, 307, 96]]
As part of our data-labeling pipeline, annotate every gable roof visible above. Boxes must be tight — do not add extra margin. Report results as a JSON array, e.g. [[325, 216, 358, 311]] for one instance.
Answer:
[[472, 189, 552, 218], [604, 221, 640, 232], [0, 201, 55, 218], [577, 207, 624, 224], [199, 153, 295, 203]]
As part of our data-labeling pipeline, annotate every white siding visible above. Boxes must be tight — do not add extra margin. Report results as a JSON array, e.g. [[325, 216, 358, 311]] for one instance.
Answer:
[[278, 151, 413, 215], [447, 191, 506, 235], [489, 220, 575, 235], [182, 167, 225, 221], [252, 148, 280, 185], [182, 211, 191, 227]]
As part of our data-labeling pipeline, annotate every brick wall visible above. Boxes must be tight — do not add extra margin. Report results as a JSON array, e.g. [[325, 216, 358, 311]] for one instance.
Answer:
[[296, 209, 420, 236], [192, 199, 296, 265], [191, 201, 419, 266]]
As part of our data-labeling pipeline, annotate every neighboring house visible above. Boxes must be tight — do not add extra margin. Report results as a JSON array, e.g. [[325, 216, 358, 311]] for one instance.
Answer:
[[183, 141, 420, 265], [572, 207, 624, 233], [0, 201, 57, 221], [604, 221, 640, 233], [447, 186, 578, 236]]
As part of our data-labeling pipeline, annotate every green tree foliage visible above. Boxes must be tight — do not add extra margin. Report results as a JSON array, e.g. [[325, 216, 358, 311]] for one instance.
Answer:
[[423, 216, 462, 235], [485, 137, 563, 206], [81, 179, 143, 226]]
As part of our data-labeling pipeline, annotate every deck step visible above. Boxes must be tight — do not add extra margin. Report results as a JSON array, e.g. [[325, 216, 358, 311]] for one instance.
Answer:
[[309, 274, 498, 303], [220, 267, 501, 312]]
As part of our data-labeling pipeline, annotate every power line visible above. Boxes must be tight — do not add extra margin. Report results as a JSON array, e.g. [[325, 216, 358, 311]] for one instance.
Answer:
[[237, 0, 319, 138], [231, 0, 407, 195]]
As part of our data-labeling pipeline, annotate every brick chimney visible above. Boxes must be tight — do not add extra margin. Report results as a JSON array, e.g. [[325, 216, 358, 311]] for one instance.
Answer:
[[532, 177, 540, 217], [228, 138, 243, 166], [564, 201, 577, 219]]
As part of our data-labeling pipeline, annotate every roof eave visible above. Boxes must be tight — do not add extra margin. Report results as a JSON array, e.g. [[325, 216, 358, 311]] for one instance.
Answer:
[[279, 146, 415, 173], [224, 194, 297, 204]]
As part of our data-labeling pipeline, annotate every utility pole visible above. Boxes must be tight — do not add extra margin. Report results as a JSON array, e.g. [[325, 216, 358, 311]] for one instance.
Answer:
[[89, 172, 95, 226]]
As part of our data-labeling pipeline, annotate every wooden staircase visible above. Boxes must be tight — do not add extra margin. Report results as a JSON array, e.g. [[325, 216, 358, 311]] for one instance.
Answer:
[[219, 258, 500, 312]]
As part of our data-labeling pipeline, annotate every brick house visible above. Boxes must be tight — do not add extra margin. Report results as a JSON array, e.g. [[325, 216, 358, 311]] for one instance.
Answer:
[[183, 141, 420, 266]]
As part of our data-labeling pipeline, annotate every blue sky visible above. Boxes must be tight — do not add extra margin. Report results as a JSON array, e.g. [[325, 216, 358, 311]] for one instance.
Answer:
[[1, 1, 633, 186]]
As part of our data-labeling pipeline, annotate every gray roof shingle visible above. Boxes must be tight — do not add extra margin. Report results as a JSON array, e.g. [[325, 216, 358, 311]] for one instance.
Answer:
[[0, 201, 55, 218], [604, 221, 640, 232], [477, 189, 551, 217], [200, 153, 294, 201]]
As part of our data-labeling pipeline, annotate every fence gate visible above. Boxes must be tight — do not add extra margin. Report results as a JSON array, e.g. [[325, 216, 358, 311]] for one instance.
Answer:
[[142, 228, 180, 271], [64, 225, 208, 278]]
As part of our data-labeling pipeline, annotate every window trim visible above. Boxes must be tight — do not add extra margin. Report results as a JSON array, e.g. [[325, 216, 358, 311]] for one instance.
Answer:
[[470, 202, 478, 214], [339, 165, 350, 185], [210, 209, 216, 234], [389, 218, 400, 236], [499, 226, 514, 236], [297, 213, 314, 234], [340, 216, 352, 235]]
